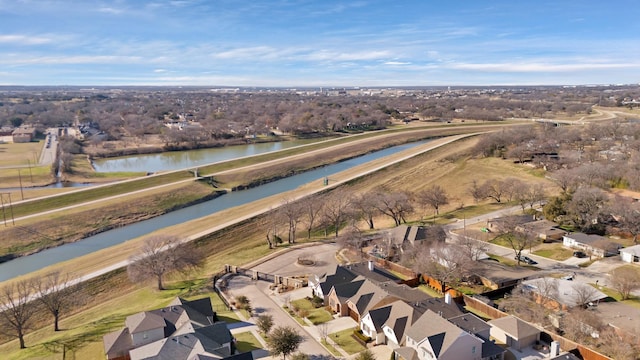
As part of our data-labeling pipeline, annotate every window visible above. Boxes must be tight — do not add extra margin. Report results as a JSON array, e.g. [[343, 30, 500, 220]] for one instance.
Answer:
[[472, 345, 476, 354]]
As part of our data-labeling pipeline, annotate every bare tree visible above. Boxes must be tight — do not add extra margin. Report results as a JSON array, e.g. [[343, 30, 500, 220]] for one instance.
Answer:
[[127, 235, 204, 290], [500, 285, 548, 325], [32, 272, 80, 332], [0, 280, 37, 349], [279, 197, 303, 243], [372, 189, 414, 226], [598, 328, 639, 360], [300, 195, 323, 239], [454, 235, 488, 261], [468, 180, 485, 203], [413, 243, 471, 293], [417, 185, 449, 221], [481, 179, 505, 203], [562, 308, 603, 345], [571, 283, 599, 308], [611, 197, 640, 244], [610, 267, 640, 300], [565, 186, 608, 232], [351, 192, 379, 230], [321, 190, 353, 237], [494, 216, 537, 265]]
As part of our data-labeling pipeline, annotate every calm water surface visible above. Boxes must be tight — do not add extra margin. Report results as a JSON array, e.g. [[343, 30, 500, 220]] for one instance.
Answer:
[[0, 140, 429, 281], [92, 139, 319, 173]]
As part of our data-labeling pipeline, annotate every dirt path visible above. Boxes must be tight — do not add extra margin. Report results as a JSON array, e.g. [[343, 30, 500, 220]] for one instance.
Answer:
[[1, 133, 479, 287]]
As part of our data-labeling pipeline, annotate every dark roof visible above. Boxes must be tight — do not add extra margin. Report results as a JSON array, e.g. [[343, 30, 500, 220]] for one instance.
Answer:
[[344, 262, 401, 284], [448, 313, 491, 336], [428, 332, 447, 357], [410, 297, 465, 319], [171, 297, 217, 326], [391, 316, 409, 341], [319, 266, 359, 295], [481, 338, 507, 359], [377, 282, 431, 303], [332, 279, 365, 301], [565, 232, 607, 245], [355, 293, 377, 317], [368, 306, 392, 331], [195, 322, 233, 347]]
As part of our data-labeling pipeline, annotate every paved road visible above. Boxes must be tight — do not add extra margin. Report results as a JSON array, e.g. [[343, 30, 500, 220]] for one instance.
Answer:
[[226, 276, 331, 359], [444, 207, 626, 293]]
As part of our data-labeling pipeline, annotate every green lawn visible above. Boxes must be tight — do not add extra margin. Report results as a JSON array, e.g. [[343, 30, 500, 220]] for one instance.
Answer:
[[330, 328, 367, 355], [290, 298, 333, 325], [321, 339, 343, 357], [234, 331, 263, 353]]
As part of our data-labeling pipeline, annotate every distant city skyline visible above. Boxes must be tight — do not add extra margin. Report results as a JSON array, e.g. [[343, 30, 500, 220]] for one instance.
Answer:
[[1, 0, 639, 87]]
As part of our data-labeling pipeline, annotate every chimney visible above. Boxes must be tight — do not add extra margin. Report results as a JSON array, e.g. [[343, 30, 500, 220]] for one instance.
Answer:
[[550, 341, 560, 357], [368, 261, 374, 271], [445, 292, 452, 305]]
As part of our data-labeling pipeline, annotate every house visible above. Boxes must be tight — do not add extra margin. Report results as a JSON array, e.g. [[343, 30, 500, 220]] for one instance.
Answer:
[[327, 279, 367, 317], [360, 299, 420, 347], [388, 225, 443, 250], [12, 126, 36, 143], [103, 297, 251, 360], [619, 244, 640, 263], [395, 310, 484, 360], [562, 233, 621, 257], [310, 261, 402, 302], [470, 260, 538, 290], [309, 265, 358, 301], [448, 313, 505, 360], [488, 315, 540, 351], [0, 127, 14, 143], [521, 278, 607, 310], [487, 215, 533, 232], [515, 220, 565, 242]]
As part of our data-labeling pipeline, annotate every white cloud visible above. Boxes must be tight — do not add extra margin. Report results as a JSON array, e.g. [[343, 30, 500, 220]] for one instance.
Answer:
[[98, 6, 125, 14], [0, 55, 143, 65], [448, 61, 640, 72], [384, 61, 411, 66], [0, 34, 53, 45], [304, 49, 390, 62]]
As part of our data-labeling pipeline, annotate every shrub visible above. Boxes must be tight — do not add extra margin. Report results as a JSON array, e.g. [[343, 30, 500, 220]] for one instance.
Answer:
[[353, 329, 372, 343], [311, 295, 324, 308]]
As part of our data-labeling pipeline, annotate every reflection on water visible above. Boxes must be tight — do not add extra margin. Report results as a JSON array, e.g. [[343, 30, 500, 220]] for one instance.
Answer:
[[92, 139, 319, 173], [0, 140, 428, 281]]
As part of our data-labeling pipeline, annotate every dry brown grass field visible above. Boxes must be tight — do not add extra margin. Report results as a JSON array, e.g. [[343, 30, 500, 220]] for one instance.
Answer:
[[0, 124, 562, 359]]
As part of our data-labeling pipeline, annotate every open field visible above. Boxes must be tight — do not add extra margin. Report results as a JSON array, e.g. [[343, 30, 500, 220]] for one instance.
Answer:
[[0, 141, 42, 167], [0, 123, 561, 358], [2, 123, 522, 258], [0, 180, 220, 258]]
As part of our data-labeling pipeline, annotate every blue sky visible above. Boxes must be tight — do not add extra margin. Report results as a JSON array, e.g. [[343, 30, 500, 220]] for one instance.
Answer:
[[1, 0, 639, 86]]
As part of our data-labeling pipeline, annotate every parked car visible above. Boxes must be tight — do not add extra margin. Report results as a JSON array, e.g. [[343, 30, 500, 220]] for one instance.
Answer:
[[515, 255, 538, 265], [573, 251, 587, 258]]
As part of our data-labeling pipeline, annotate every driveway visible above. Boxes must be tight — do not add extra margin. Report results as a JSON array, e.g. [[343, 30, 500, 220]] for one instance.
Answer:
[[226, 275, 331, 359], [251, 242, 341, 278]]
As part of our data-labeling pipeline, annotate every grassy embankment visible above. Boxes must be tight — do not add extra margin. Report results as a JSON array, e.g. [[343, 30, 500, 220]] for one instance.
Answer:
[[1, 124, 545, 358], [2, 124, 507, 259], [0, 180, 221, 258]]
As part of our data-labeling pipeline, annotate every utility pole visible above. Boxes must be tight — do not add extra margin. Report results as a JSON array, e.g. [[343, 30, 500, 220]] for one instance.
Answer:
[[18, 169, 24, 201], [27, 159, 33, 183]]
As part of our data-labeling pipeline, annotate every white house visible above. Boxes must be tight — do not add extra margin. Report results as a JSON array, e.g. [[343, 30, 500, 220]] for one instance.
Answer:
[[395, 310, 483, 360], [620, 244, 640, 263], [563, 233, 621, 257]]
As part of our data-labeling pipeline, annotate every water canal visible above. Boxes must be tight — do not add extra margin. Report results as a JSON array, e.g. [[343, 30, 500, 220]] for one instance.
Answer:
[[0, 140, 429, 281]]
